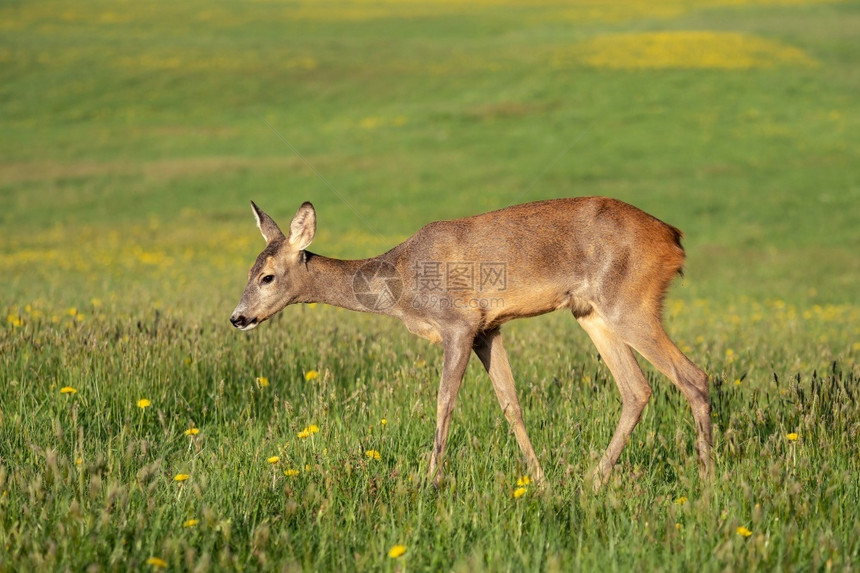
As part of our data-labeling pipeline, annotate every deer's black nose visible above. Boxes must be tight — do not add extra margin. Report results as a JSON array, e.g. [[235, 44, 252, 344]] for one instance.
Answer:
[[230, 315, 247, 328]]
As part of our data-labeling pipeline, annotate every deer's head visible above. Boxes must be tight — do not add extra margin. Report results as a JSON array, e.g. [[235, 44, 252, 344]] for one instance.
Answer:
[[230, 201, 316, 330]]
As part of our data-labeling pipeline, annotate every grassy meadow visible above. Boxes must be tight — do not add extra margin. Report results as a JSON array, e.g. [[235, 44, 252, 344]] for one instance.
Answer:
[[1, 0, 859, 570]]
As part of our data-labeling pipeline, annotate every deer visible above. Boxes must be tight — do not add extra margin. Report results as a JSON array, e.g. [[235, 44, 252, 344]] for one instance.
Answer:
[[230, 197, 713, 490]]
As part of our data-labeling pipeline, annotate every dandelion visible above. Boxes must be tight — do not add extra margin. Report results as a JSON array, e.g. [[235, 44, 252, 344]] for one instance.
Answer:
[[298, 424, 319, 438], [674, 496, 688, 505], [137, 399, 151, 409], [7, 314, 23, 327], [256, 376, 269, 388], [146, 557, 168, 568], [388, 545, 407, 558], [267, 456, 280, 464], [381, 418, 387, 426], [174, 473, 190, 482], [787, 433, 798, 441], [182, 518, 199, 528], [576, 31, 815, 70], [284, 469, 299, 477], [366, 450, 381, 461], [184, 428, 200, 436], [736, 526, 753, 537], [305, 370, 319, 381], [516, 476, 531, 487], [60, 386, 77, 394], [513, 487, 528, 499]]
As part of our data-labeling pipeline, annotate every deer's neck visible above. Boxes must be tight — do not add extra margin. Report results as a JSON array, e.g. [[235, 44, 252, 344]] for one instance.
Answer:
[[297, 253, 386, 314]]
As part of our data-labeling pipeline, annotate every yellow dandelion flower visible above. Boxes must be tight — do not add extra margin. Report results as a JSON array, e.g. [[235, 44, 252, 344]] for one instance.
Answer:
[[284, 469, 300, 477], [381, 418, 387, 426], [267, 456, 280, 464], [674, 496, 688, 505], [174, 474, 189, 482], [305, 370, 319, 381], [137, 399, 151, 409], [388, 545, 407, 558], [736, 526, 752, 537], [146, 557, 168, 568], [787, 433, 798, 441], [60, 386, 77, 394], [298, 424, 319, 438], [734, 379, 742, 386], [513, 487, 528, 499], [7, 314, 23, 327], [366, 450, 381, 460], [576, 31, 815, 71], [256, 376, 269, 387], [182, 519, 199, 528], [305, 464, 311, 471], [184, 428, 200, 436], [516, 476, 531, 487]]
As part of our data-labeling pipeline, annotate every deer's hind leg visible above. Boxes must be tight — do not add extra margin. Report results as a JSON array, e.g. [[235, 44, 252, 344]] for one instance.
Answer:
[[577, 313, 652, 491], [614, 318, 713, 478]]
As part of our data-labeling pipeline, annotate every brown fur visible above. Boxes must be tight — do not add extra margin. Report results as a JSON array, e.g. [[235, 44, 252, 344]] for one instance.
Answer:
[[231, 197, 713, 489]]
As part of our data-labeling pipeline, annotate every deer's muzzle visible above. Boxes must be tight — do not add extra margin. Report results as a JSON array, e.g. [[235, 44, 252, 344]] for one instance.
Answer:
[[229, 314, 258, 330]]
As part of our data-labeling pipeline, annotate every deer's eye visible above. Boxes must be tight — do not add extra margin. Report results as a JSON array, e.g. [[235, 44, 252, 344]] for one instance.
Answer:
[[261, 274, 275, 285]]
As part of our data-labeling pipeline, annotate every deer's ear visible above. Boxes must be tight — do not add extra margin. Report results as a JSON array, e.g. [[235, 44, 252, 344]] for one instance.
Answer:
[[288, 202, 316, 251], [251, 201, 285, 244]]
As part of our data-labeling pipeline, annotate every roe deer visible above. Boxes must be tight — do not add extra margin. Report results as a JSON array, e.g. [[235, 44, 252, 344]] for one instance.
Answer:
[[230, 197, 712, 489]]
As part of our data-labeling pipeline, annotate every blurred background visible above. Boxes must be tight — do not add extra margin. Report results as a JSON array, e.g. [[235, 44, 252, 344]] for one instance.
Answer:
[[1, 0, 857, 313]]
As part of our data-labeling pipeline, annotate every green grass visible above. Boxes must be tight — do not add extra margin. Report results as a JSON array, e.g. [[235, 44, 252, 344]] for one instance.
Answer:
[[1, 0, 858, 570]]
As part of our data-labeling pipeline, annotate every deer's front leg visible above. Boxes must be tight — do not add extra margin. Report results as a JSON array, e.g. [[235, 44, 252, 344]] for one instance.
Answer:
[[428, 329, 474, 487], [474, 329, 545, 485]]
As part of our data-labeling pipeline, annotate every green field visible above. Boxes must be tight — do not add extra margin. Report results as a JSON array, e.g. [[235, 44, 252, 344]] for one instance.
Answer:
[[1, 0, 859, 570]]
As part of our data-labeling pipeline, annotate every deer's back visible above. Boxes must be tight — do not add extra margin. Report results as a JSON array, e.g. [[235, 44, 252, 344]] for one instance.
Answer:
[[391, 197, 685, 333]]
